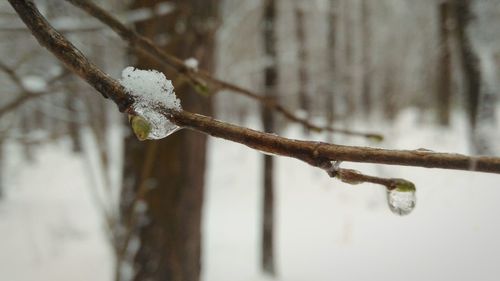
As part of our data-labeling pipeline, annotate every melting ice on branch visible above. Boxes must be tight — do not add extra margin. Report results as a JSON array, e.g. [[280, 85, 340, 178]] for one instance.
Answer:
[[120, 66, 182, 140], [386, 181, 416, 216]]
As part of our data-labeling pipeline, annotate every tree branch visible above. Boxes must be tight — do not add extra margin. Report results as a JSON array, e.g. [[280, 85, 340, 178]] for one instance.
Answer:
[[65, 0, 382, 140], [8, 0, 500, 178], [167, 110, 500, 173], [8, 0, 133, 112], [321, 161, 413, 190]]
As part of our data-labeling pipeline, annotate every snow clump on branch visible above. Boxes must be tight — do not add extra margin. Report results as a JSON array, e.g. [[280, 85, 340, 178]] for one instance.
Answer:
[[120, 66, 181, 140]]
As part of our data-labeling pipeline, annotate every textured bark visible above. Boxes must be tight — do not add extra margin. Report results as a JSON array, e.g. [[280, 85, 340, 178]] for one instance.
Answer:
[[437, 0, 453, 126], [169, 110, 500, 173], [120, 1, 217, 281], [261, 0, 277, 275]]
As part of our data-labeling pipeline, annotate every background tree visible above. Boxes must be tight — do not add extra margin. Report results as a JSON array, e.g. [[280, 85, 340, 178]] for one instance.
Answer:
[[119, 1, 218, 281], [437, 0, 453, 126], [261, 0, 278, 276]]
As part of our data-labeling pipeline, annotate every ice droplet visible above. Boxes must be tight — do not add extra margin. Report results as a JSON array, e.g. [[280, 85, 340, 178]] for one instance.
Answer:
[[129, 113, 180, 141], [386, 188, 416, 216], [120, 66, 182, 140]]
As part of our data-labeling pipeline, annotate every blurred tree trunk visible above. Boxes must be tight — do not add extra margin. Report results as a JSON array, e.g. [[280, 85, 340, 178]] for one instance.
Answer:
[[360, 0, 372, 118], [261, 0, 277, 276], [0, 138, 3, 198], [325, 0, 337, 131], [455, 0, 497, 154], [65, 77, 82, 153], [454, 0, 480, 131], [120, 1, 217, 281], [20, 109, 34, 161], [453, 0, 491, 153], [437, 0, 453, 126], [382, 67, 397, 120], [342, 0, 355, 116], [295, 5, 310, 132]]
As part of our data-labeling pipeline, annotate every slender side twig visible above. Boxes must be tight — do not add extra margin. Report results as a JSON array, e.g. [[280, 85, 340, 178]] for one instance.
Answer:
[[0, 61, 27, 92], [8, 1, 133, 112], [0, 69, 70, 118], [8, 0, 500, 175], [320, 161, 410, 190], [0, 3, 174, 33], [65, 0, 382, 140]]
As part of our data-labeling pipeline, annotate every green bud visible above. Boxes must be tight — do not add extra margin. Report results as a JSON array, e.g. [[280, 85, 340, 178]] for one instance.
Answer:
[[129, 115, 152, 141], [390, 179, 416, 192], [194, 83, 210, 96], [367, 134, 384, 143]]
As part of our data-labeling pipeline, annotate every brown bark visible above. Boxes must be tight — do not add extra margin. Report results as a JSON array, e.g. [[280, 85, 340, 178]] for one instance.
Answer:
[[169, 110, 500, 173]]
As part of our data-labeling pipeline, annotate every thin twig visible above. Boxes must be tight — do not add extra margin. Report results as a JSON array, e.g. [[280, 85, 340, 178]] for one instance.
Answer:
[[0, 61, 27, 92], [0, 3, 174, 33], [0, 69, 70, 117], [65, 0, 382, 140], [8, 0, 133, 112], [319, 161, 411, 189], [9, 0, 500, 176]]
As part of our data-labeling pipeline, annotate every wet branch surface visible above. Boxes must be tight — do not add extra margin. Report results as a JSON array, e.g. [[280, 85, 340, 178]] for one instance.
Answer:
[[9, 0, 500, 183], [168, 110, 500, 173], [65, 0, 382, 140]]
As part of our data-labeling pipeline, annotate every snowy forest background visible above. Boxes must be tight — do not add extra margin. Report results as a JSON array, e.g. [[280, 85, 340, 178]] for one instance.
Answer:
[[1, 0, 500, 281]]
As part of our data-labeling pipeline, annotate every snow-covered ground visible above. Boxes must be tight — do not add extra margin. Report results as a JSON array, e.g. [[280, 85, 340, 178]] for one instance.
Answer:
[[0, 140, 113, 281], [1, 109, 500, 281]]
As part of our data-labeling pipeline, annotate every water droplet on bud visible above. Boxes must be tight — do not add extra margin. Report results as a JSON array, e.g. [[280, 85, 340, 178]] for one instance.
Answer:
[[386, 182, 416, 216], [129, 112, 180, 141]]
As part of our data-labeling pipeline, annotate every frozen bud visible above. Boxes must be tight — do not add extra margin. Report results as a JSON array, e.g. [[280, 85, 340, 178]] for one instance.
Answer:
[[129, 115, 152, 141], [120, 66, 182, 140], [386, 179, 416, 216]]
